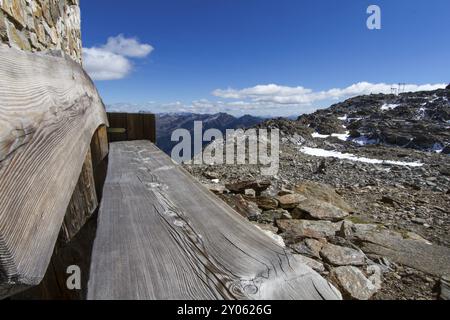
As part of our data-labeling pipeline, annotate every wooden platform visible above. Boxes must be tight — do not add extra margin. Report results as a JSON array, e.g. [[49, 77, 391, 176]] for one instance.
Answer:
[[87, 141, 341, 300]]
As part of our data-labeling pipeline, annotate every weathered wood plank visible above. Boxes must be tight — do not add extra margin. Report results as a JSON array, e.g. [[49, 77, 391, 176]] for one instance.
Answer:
[[0, 44, 108, 298], [88, 141, 341, 300]]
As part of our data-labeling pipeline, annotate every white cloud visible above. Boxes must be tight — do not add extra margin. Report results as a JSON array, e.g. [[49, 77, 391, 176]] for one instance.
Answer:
[[83, 35, 153, 81], [83, 48, 132, 81], [213, 82, 447, 106], [103, 34, 154, 58], [107, 82, 447, 117]]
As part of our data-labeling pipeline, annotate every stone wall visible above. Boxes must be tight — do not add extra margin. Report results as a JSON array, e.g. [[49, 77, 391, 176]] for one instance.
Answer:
[[0, 0, 82, 64]]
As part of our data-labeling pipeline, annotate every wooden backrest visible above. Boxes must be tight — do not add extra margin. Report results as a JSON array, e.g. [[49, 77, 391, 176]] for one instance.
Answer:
[[107, 113, 156, 143], [0, 45, 108, 298]]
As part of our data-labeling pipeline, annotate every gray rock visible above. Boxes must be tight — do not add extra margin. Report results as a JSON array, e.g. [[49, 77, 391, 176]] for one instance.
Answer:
[[277, 219, 340, 242], [290, 238, 326, 259], [320, 243, 366, 266], [366, 265, 383, 292], [259, 209, 291, 224], [294, 181, 353, 212], [292, 199, 349, 222], [329, 266, 379, 300], [350, 226, 450, 277], [339, 220, 355, 238]]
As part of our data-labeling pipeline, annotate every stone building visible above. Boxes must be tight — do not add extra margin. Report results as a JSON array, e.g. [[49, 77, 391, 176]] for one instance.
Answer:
[[0, 0, 82, 64]]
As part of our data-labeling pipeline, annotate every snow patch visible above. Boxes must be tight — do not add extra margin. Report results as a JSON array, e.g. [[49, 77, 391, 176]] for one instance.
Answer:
[[300, 147, 423, 167], [351, 136, 379, 146], [311, 132, 330, 139], [338, 115, 348, 121], [381, 103, 400, 111], [332, 132, 350, 141], [311, 131, 350, 141]]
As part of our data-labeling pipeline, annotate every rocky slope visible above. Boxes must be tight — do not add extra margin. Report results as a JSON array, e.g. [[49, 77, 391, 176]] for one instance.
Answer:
[[184, 86, 450, 300], [297, 86, 450, 153]]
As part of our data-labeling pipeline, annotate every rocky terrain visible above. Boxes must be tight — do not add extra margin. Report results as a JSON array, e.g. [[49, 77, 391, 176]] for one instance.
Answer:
[[156, 112, 264, 154], [297, 86, 450, 153], [184, 86, 450, 300]]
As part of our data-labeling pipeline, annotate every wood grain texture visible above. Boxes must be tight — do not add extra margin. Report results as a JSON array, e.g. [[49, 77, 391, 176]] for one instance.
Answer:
[[0, 44, 108, 298], [88, 141, 341, 300]]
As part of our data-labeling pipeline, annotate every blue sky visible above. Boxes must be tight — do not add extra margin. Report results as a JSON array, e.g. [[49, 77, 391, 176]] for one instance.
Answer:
[[81, 0, 449, 117]]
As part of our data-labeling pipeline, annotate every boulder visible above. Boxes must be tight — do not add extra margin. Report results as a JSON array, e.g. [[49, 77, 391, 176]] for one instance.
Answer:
[[277, 193, 307, 209], [225, 180, 271, 194], [276, 219, 340, 242], [320, 243, 366, 266], [294, 181, 353, 212], [329, 266, 379, 300], [347, 224, 450, 277], [248, 196, 279, 211], [290, 238, 326, 259], [292, 199, 349, 222], [259, 209, 291, 224]]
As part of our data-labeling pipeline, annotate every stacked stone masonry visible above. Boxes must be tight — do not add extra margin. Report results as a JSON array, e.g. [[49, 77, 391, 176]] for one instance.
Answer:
[[0, 0, 82, 64]]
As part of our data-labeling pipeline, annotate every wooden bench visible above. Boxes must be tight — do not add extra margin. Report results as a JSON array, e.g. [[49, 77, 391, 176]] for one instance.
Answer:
[[87, 141, 341, 300]]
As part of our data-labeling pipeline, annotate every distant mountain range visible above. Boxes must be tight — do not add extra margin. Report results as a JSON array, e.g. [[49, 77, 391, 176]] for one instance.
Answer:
[[156, 113, 264, 155]]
